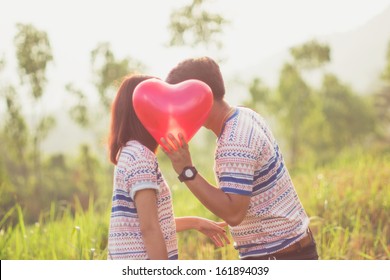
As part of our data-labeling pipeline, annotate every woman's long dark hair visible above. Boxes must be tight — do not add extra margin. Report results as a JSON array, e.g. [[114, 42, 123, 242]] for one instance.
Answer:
[[108, 74, 158, 165]]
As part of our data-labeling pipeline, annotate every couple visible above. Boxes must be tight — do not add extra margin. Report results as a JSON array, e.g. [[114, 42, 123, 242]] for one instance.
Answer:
[[107, 57, 319, 260]]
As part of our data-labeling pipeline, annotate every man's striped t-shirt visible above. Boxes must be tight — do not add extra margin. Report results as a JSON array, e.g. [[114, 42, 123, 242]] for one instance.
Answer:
[[215, 107, 309, 259]]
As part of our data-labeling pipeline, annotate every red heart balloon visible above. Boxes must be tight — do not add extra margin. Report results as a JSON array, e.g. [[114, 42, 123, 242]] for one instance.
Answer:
[[133, 78, 213, 146]]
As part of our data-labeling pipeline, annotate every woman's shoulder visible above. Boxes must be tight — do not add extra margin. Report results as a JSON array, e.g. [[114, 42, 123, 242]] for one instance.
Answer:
[[120, 140, 156, 162]]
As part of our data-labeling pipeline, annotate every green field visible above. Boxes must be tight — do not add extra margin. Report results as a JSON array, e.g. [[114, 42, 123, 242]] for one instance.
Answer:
[[1, 152, 389, 260]]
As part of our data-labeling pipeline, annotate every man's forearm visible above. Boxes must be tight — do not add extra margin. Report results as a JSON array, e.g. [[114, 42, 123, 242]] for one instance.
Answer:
[[184, 173, 250, 226]]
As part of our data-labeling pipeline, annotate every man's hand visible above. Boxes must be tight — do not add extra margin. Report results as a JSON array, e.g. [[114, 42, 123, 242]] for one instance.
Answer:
[[161, 133, 193, 175]]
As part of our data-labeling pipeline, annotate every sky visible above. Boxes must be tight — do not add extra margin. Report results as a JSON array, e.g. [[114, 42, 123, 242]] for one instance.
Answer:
[[1, 0, 390, 153], [1, 0, 390, 109]]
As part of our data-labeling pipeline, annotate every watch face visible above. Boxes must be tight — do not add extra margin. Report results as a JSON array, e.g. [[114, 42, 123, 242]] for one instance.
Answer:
[[184, 169, 194, 178], [179, 166, 197, 182]]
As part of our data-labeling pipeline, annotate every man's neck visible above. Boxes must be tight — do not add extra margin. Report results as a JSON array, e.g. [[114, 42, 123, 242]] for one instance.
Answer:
[[205, 101, 233, 137]]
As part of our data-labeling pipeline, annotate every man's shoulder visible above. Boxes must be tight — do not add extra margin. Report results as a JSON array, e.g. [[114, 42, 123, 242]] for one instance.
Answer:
[[219, 110, 275, 160], [232, 108, 269, 138]]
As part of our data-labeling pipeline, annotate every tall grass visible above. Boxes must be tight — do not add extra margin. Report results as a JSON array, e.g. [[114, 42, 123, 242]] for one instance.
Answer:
[[1, 152, 389, 259], [293, 152, 390, 259], [0, 197, 109, 260]]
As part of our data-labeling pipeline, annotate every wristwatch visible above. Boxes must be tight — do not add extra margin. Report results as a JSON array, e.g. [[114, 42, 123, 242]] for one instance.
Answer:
[[178, 166, 198, 182]]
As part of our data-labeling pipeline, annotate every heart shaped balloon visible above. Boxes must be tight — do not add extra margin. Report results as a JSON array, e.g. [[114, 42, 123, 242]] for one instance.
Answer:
[[133, 78, 213, 146]]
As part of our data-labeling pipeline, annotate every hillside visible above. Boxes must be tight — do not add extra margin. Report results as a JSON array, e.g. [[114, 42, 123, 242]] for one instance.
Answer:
[[327, 5, 390, 92], [236, 5, 390, 94]]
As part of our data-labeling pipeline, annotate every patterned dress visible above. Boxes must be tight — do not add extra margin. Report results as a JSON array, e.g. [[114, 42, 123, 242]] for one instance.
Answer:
[[107, 140, 178, 260], [215, 107, 310, 259]]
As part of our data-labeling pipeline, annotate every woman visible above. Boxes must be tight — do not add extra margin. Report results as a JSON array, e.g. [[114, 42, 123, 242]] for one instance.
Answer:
[[107, 74, 229, 260]]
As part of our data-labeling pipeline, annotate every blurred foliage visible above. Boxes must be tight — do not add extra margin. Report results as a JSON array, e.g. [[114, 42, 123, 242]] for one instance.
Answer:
[[91, 42, 146, 111], [382, 41, 390, 82], [1, 16, 390, 261], [168, 0, 229, 49], [65, 83, 90, 128], [374, 41, 390, 142], [290, 39, 330, 70], [12, 23, 56, 201], [318, 74, 375, 154], [14, 23, 53, 100], [277, 63, 315, 164], [0, 25, 113, 224], [1, 84, 30, 217], [0, 56, 5, 72], [248, 40, 380, 166]]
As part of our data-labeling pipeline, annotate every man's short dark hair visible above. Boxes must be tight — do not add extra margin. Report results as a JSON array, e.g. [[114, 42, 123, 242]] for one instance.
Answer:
[[166, 56, 225, 100]]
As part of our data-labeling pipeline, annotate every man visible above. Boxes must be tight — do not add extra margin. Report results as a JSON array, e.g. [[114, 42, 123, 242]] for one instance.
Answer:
[[161, 56, 318, 260]]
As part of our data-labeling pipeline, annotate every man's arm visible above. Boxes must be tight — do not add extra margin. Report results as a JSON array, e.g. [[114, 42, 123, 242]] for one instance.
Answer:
[[161, 134, 250, 226], [184, 175, 250, 226]]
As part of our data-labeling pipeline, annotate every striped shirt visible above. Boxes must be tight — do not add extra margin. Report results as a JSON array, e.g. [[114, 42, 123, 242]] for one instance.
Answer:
[[107, 140, 178, 260], [215, 107, 309, 259]]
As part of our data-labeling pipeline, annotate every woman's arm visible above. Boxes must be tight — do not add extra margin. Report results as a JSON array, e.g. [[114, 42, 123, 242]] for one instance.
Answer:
[[175, 216, 230, 247], [135, 189, 168, 260]]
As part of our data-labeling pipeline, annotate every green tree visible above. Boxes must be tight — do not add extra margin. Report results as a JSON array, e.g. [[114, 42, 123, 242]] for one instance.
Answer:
[[290, 39, 330, 70], [1, 86, 30, 182], [248, 40, 331, 165], [382, 41, 390, 81], [247, 40, 376, 165], [65, 83, 90, 128], [276, 63, 315, 164], [73, 145, 102, 206], [14, 23, 53, 99], [246, 77, 273, 115], [13, 23, 55, 191], [168, 0, 229, 49], [0, 56, 4, 72], [0, 85, 30, 220], [91, 42, 145, 111], [374, 40, 390, 142], [319, 74, 375, 157]]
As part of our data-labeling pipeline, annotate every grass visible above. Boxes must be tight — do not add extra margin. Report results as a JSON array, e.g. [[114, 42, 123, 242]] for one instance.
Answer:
[[0, 197, 109, 260], [1, 152, 389, 260], [292, 152, 390, 259]]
